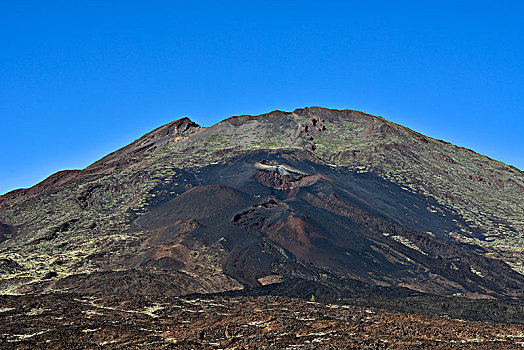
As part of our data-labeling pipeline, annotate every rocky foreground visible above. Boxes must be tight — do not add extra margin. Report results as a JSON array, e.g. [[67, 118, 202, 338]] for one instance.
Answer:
[[1, 294, 523, 349]]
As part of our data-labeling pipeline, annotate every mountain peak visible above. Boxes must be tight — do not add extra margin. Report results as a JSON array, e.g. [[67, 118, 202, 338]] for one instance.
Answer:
[[159, 116, 201, 136]]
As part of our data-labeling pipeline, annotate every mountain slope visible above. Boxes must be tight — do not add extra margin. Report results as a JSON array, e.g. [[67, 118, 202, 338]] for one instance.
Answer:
[[0, 107, 522, 298]]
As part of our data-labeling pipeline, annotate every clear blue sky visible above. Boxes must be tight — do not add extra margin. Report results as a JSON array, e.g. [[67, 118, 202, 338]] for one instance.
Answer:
[[1, 1, 523, 195]]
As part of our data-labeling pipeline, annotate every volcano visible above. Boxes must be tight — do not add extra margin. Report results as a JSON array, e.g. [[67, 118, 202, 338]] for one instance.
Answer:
[[1, 107, 523, 300]]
